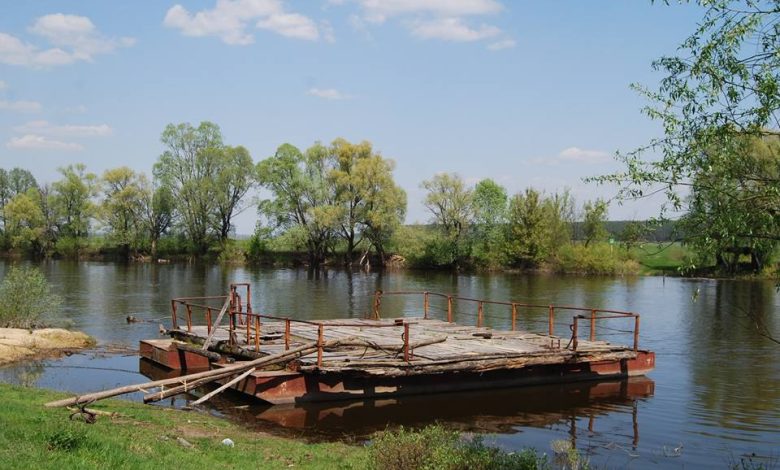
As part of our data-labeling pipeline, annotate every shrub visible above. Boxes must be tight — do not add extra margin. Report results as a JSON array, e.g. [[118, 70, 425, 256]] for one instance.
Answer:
[[367, 425, 548, 470], [0, 266, 62, 328]]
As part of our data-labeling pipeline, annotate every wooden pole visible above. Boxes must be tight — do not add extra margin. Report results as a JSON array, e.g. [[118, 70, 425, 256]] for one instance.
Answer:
[[447, 296, 453, 323], [190, 368, 256, 406], [254, 315, 260, 351], [572, 316, 579, 351], [202, 296, 231, 351], [45, 339, 348, 408], [477, 302, 484, 328], [171, 300, 178, 330], [423, 292, 429, 319], [590, 309, 596, 341]]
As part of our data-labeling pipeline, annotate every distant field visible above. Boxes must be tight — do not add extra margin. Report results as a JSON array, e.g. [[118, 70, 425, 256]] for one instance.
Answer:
[[631, 242, 691, 273]]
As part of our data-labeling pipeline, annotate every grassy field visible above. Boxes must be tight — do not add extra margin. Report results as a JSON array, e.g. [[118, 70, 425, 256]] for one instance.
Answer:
[[0, 383, 365, 470], [631, 242, 693, 274]]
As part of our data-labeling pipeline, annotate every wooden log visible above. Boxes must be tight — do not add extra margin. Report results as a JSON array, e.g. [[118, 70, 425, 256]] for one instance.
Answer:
[[201, 296, 231, 350], [190, 368, 256, 406], [143, 368, 241, 403], [45, 339, 350, 408], [170, 330, 265, 359]]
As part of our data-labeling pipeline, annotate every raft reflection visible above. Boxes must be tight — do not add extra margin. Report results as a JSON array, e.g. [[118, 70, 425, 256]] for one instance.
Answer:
[[140, 358, 652, 443]]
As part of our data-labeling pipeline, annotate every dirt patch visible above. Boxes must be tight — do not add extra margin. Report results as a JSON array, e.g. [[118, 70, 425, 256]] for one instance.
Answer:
[[0, 328, 95, 366]]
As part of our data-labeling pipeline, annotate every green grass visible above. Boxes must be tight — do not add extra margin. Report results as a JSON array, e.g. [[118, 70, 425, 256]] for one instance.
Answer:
[[631, 242, 692, 274], [0, 384, 554, 470], [0, 383, 364, 470]]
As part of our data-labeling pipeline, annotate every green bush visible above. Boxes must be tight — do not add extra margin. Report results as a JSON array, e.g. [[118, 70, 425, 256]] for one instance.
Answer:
[[554, 243, 639, 275], [367, 425, 548, 470], [0, 266, 62, 328]]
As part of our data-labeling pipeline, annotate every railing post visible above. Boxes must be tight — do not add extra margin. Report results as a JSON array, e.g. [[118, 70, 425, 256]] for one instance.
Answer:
[[246, 311, 251, 344], [633, 315, 640, 352], [206, 307, 212, 335], [590, 309, 596, 342], [254, 315, 260, 351], [511, 303, 517, 331], [477, 302, 484, 328], [171, 300, 178, 330], [317, 324, 324, 367], [447, 296, 453, 323], [403, 322, 410, 362], [228, 311, 235, 346], [186, 304, 193, 333], [246, 284, 252, 313], [423, 292, 429, 319], [548, 305, 555, 336], [285, 319, 291, 351], [572, 316, 579, 351], [373, 290, 382, 320]]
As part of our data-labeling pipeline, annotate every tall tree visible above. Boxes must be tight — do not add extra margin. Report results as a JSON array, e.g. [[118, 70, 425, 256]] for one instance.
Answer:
[[3, 189, 45, 253], [0, 168, 37, 230], [154, 121, 223, 253], [140, 180, 175, 259], [328, 138, 406, 264], [582, 199, 609, 247], [257, 143, 340, 268], [505, 188, 573, 268], [214, 145, 255, 241], [471, 179, 508, 267], [421, 173, 473, 267], [100, 167, 146, 256], [52, 164, 97, 239]]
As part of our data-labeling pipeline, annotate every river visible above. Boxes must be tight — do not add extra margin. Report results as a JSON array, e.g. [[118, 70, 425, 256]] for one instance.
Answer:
[[1, 260, 778, 469]]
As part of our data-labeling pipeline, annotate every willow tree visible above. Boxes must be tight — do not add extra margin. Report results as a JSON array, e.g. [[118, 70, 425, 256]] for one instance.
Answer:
[[257, 143, 340, 268], [421, 173, 473, 267], [52, 164, 97, 239], [328, 138, 406, 265], [100, 167, 146, 256], [593, 1, 780, 256], [214, 145, 255, 241]]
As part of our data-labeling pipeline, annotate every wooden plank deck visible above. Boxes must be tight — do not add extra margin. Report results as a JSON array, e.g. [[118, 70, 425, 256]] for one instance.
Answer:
[[179, 318, 636, 376]]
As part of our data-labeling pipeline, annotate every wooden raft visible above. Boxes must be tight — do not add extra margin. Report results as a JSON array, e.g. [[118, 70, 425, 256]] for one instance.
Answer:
[[177, 318, 637, 377]]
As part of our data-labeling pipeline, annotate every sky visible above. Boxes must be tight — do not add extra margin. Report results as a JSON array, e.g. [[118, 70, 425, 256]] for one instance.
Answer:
[[0, 0, 704, 234]]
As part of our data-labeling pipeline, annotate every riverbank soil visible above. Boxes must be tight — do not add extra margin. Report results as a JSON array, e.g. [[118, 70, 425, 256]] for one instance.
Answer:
[[0, 384, 364, 470], [0, 328, 96, 366]]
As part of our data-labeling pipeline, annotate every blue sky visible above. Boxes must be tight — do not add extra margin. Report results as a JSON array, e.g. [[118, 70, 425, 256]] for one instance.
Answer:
[[0, 1, 703, 233]]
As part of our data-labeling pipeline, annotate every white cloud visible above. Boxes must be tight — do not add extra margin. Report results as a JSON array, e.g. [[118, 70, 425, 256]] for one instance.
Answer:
[[410, 17, 500, 42], [257, 13, 319, 41], [346, 0, 509, 46], [0, 80, 7, 91], [357, 0, 502, 23], [0, 99, 42, 113], [558, 147, 611, 164], [6, 134, 83, 151], [13, 120, 112, 137], [0, 14, 134, 68], [307, 88, 351, 100], [487, 38, 515, 50], [164, 0, 322, 45]]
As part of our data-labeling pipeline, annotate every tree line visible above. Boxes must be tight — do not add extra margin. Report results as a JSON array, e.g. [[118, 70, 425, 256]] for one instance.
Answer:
[[2, 117, 777, 274]]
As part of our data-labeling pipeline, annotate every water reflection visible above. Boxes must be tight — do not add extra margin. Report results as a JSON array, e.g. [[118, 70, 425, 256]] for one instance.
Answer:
[[1, 260, 779, 469]]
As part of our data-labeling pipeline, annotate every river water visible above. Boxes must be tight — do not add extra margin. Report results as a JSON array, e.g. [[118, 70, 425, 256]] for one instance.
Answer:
[[1, 260, 778, 469]]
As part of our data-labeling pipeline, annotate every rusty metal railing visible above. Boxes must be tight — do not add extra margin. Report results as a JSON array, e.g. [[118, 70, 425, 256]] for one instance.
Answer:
[[170, 284, 417, 367], [170, 285, 642, 367], [372, 290, 641, 352]]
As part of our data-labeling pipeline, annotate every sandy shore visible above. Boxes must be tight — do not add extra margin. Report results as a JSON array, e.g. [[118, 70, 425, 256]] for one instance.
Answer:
[[0, 328, 95, 366]]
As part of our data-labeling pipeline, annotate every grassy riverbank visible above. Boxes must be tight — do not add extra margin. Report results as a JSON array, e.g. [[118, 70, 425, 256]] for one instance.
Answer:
[[0, 383, 364, 470], [0, 384, 554, 470]]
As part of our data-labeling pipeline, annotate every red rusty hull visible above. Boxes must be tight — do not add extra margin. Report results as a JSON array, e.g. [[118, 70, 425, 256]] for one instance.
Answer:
[[245, 351, 655, 404], [140, 339, 655, 405]]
